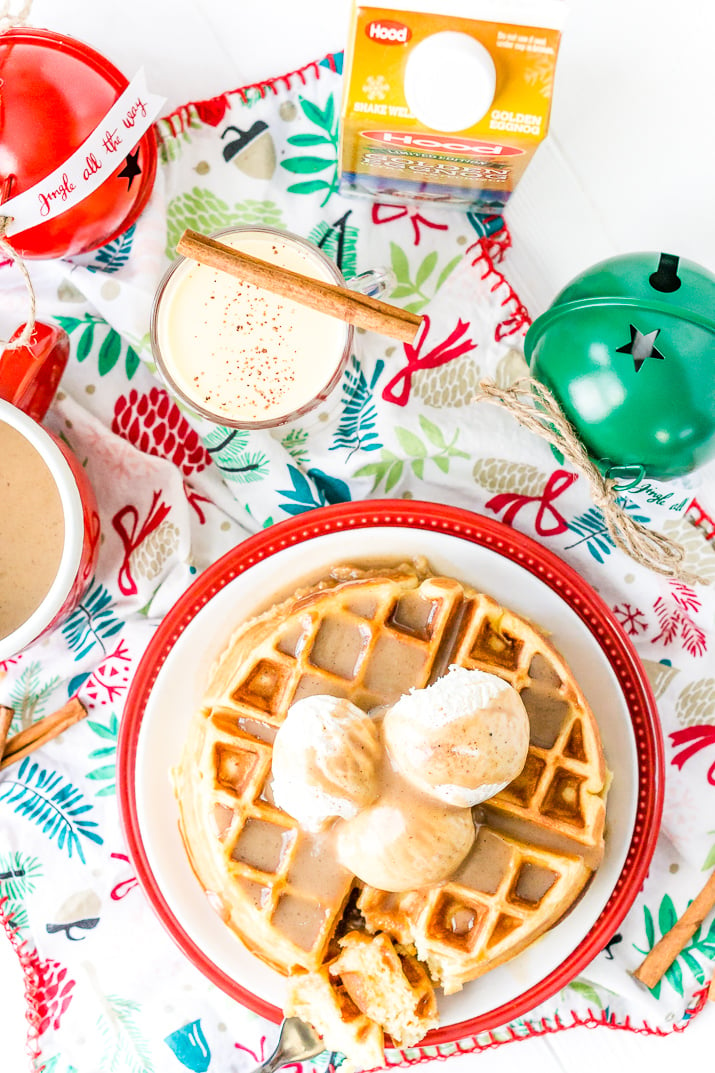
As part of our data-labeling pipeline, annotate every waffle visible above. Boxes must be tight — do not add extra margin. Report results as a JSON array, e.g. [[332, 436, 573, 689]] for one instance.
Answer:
[[174, 558, 607, 998], [285, 930, 438, 1069]]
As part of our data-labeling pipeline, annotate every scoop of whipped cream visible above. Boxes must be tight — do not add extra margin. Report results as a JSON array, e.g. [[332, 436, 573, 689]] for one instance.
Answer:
[[335, 791, 475, 892], [271, 695, 380, 832], [381, 665, 530, 808]]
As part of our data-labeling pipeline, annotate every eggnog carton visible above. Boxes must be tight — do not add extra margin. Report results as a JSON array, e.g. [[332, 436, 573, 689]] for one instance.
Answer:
[[339, 0, 567, 211]]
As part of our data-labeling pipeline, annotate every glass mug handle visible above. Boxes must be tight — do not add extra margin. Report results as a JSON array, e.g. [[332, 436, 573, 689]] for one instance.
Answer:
[[0, 321, 70, 422], [344, 267, 397, 300]]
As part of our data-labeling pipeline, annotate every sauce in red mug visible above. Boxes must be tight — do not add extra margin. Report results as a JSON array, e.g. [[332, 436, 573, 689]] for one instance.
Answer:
[[0, 323, 100, 659]]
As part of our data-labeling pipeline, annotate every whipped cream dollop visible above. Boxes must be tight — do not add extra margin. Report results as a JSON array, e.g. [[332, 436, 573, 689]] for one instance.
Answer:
[[382, 665, 530, 808], [271, 695, 381, 832]]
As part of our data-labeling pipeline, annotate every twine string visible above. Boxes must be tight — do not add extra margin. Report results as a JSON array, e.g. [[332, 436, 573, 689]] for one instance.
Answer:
[[476, 376, 708, 587], [0, 0, 32, 32], [0, 217, 36, 350]]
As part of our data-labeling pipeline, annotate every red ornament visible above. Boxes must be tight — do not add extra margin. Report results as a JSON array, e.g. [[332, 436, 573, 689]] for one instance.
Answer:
[[0, 28, 158, 259]]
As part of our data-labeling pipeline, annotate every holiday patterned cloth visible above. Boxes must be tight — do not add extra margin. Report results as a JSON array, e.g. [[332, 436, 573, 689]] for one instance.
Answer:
[[2, 52, 715, 1073]]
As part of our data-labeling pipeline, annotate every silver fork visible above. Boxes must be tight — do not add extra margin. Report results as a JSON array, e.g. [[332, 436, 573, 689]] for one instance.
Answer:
[[249, 1017, 325, 1073]]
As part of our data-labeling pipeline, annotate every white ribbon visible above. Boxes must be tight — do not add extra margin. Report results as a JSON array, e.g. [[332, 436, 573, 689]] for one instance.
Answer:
[[1, 68, 166, 237]]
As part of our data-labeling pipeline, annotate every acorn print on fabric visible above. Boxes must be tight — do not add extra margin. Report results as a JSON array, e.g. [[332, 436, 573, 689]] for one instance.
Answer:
[[222, 121, 277, 179], [46, 890, 101, 941]]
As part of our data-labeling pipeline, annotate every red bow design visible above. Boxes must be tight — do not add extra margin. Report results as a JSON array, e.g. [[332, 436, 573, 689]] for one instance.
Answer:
[[112, 490, 172, 596], [670, 725, 715, 785], [486, 470, 579, 537], [372, 202, 449, 245], [382, 316, 478, 407]]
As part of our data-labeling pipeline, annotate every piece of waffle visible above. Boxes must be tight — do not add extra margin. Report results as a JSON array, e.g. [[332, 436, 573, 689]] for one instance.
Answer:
[[286, 930, 438, 1070], [174, 560, 607, 995]]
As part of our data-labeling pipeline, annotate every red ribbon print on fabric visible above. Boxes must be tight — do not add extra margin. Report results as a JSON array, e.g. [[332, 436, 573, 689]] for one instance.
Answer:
[[486, 469, 579, 537], [382, 316, 478, 408], [112, 491, 172, 596], [372, 202, 449, 245]]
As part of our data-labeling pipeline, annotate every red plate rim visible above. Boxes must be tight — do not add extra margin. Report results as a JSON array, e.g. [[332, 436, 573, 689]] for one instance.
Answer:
[[117, 499, 664, 1045]]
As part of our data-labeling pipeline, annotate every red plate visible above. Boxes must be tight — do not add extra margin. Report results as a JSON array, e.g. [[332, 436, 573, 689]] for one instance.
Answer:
[[0, 28, 158, 259], [117, 500, 663, 1043]]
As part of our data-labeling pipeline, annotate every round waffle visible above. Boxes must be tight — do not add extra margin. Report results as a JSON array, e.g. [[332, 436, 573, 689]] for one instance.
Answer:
[[173, 560, 607, 993]]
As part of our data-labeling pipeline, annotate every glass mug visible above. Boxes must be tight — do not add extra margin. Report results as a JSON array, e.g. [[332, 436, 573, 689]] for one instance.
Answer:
[[0, 324, 100, 660], [150, 226, 393, 429]]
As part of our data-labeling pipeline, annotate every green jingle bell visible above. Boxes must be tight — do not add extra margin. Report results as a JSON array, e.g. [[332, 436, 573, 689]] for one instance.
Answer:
[[524, 251, 715, 480]]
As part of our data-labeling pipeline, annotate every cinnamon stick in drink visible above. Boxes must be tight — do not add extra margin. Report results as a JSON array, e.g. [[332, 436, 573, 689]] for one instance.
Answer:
[[176, 228, 423, 344], [634, 869, 715, 989]]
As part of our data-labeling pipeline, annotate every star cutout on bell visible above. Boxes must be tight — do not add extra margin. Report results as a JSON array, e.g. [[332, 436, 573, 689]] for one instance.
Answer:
[[118, 148, 142, 191], [616, 324, 665, 372]]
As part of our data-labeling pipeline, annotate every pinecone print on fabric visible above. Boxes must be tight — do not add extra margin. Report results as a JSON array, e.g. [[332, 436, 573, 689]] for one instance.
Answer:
[[494, 346, 529, 387], [640, 658, 680, 700], [675, 677, 715, 727], [112, 387, 211, 477], [473, 457, 546, 496], [130, 519, 181, 583], [661, 517, 715, 584], [412, 352, 482, 408], [231, 198, 284, 227], [165, 186, 234, 257]]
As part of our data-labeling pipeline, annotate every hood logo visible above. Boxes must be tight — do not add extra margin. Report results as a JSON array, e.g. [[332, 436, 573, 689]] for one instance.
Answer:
[[366, 19, 411, 44]]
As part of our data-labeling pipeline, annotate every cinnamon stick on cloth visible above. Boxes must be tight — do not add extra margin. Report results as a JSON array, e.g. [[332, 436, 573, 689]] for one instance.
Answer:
[[176, 228, 423, 344], [633, 869, 715, 989], [0, 704, 13, 759], [0, 697, 88, 769]]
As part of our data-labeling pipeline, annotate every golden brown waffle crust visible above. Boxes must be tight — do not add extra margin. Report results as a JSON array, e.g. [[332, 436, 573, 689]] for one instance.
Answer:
[[174, 558, 608, 992]]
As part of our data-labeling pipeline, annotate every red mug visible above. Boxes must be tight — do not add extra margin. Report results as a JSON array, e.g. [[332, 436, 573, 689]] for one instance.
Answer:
[[0, 323, 100, 660]]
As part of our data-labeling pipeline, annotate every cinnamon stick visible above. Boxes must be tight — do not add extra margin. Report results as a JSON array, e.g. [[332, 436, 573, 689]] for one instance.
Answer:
[[633, 869, 715, 989], [0, 705, 13, 759], [176, 228, 423, 344], [0, 697, 88, 769]]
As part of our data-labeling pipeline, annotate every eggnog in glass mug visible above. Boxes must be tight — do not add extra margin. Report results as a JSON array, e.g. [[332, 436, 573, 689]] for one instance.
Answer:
[[150, 226, 389, 429]]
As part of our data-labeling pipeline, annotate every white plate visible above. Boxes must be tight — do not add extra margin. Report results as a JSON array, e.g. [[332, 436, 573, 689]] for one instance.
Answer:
[[118, 501, 662, 1041]]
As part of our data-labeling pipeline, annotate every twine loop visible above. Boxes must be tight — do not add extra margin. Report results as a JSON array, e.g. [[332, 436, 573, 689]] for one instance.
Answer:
[[0, 0, 32, 32], [476, 376, 708, 587]]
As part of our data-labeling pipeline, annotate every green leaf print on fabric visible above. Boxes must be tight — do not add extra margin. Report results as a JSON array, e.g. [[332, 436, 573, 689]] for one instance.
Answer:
[[277, 465, 351, 515], [331, 356, 384, 457], [388, 242, 463, 313], [6, 661, 61, 727], [203, 427, 271, 483], [0, 851, 42, 934], [282, 95, 339, 206], [704, 834, 715, 870], [309, 209, 358, 278], [636, 895, 715, 997], [355, 415, 469, 493], [281, 428, 310, 465], [96, 995, 154, 1073], [164, 187, 286, 258], [87, 225, 136, 274], [560, 978, 606, 1009], [86, 713, 119, 797], [61, 581, 125, 660], [55, 315, 141, 382], [0, 759, 103, 863]]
